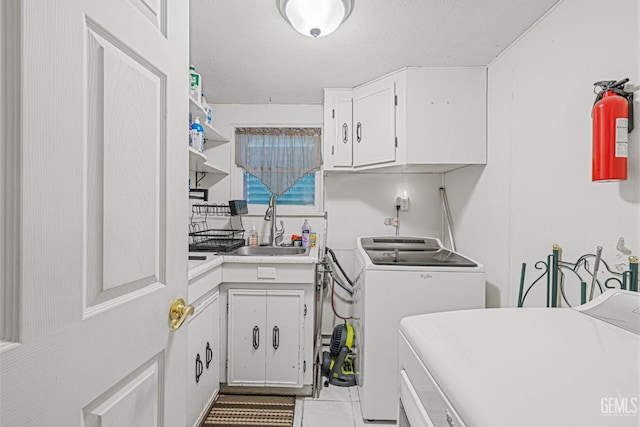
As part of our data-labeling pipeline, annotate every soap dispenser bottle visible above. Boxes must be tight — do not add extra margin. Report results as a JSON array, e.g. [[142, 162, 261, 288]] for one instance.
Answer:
[[249, 223, 259, 246], [301, 219, 311, 248]]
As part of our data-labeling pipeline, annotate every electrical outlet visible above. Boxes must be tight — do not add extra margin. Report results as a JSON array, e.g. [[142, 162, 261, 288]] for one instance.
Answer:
[[397, 192, 410, 211]]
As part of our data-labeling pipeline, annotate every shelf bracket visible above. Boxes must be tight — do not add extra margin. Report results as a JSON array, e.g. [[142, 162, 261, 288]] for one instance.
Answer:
[[195, 171, 207, 188]]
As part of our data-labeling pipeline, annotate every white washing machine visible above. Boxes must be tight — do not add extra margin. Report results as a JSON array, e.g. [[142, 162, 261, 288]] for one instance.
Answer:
[[398, 290, 640, 427], [353, 236, 485, 421]]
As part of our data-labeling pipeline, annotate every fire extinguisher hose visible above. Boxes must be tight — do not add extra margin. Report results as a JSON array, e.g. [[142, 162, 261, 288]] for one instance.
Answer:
[[593, 78, 634, 132]]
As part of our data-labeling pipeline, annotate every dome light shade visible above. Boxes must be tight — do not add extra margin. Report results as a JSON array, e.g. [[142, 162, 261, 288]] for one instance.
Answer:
[[277, 0, 354, 38]]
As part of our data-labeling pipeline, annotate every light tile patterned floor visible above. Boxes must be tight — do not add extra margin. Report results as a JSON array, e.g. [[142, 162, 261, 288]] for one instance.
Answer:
[[295, 385, 397, 427]]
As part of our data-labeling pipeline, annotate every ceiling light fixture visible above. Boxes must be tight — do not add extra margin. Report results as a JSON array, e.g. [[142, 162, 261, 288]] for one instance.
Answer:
[[277, 0, 354, 38]]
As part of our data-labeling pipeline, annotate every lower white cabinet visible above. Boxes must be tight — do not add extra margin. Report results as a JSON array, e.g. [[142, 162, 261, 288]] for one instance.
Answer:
[[227, 289, 305, 387], [187, 291, 220, 427]]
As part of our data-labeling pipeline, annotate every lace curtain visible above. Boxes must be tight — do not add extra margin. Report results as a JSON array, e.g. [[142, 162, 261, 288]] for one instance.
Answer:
[[235, 127, 323, 196]]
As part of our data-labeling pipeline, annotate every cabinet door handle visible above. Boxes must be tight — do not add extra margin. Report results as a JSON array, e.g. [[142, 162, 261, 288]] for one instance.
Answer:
[[253, 325, 260, 349], [195, 353, 203, 383], [273, 326, 280, 350], [205, 341, 212, 369], [342, 123, 348, 143], [356, 122, 362, 143]]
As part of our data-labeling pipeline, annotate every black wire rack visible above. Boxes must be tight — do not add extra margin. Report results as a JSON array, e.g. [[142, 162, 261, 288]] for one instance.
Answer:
[[188, 203, 246, 252], [188, 228, 245, 252]]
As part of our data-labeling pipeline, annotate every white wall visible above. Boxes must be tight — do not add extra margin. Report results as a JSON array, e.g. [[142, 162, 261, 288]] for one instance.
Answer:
[[322, 172, 444, 331], [445, 0, 640, 308]]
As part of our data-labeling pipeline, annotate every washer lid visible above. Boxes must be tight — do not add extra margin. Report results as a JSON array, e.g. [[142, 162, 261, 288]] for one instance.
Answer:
[[365, 248, 478, 267], [360, 236, 442, 251]]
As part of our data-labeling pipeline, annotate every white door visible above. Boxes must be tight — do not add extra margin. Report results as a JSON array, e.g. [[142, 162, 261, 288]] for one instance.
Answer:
[[265, 290, 305, 387], [0, 1, 189, 426], [353, 80, 396, 167], [227, 289, 267, 386]]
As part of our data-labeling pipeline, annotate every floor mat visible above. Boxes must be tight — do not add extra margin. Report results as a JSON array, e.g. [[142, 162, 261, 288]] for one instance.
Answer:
[[202, 394, 295, 427]]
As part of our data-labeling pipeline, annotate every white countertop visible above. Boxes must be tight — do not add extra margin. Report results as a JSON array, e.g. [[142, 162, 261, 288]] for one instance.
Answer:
[[188, 246, 319, 280], [188, 254, 223, 281]]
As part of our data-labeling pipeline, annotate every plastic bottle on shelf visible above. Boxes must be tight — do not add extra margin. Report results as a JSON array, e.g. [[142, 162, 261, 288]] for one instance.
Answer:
[[301, 219, 311, 248], [201, 93, 213, 126], [191, 117, 204, 152], [250, 223, 259, 246], [189, 65, 201, 101]]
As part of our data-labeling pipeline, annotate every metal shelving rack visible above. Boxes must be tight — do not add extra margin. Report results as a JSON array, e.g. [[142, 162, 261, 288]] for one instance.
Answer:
[[517, 244, 638, 308], [188, 203, 245, 252]]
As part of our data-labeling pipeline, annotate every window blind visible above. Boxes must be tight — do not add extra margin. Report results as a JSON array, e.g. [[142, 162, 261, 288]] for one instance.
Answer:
[[244, 172, 315, 205]]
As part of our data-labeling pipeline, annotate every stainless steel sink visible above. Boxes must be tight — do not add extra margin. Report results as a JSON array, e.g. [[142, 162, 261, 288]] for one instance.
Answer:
[[227, 246, 310, 256]]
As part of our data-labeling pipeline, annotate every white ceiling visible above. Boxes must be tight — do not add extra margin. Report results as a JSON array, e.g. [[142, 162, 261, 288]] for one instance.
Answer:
[[190, 0, 561, 105]]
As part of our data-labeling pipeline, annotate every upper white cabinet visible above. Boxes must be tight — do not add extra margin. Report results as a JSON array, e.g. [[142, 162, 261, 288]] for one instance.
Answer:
[[323, 89, 353, 170], [322, 67, 487, 172], [352, 77, 397, 167]]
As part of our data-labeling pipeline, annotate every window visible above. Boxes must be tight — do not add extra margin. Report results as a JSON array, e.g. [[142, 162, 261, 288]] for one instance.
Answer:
[[235, 127, 322, 209], [243, 172, 315, 205]]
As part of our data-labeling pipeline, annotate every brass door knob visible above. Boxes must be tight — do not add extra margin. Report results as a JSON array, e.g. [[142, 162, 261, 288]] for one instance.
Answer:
[[169, 298, 194, 331]]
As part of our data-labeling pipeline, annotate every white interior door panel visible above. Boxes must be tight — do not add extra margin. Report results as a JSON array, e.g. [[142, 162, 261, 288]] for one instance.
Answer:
[[0, 1, 188, 425]]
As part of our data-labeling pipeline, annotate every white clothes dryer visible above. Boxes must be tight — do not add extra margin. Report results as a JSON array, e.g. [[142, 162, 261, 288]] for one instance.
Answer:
[[398, 290, 640, 427]]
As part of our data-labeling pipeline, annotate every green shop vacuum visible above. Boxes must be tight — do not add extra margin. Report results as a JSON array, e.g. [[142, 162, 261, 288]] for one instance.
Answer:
[[321, 322, 356, 387]]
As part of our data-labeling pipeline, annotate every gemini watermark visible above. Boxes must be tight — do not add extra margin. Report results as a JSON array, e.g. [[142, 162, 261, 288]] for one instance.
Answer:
[[601, 397, 639, 417]]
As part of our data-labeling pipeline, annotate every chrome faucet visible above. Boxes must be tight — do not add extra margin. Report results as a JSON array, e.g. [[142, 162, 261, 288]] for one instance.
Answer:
[[264, 195, 284, 246]]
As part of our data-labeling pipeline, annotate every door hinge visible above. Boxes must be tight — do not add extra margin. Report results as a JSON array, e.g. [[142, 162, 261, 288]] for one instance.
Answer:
[[331, 146, 334, 155], [303, 361, 306, 372], [332, 109, 335, 119], [304, 304, 307, 316], [394, 95, 398, 106], [225, 359, 228, 370], [226, 302, 229, 313], [395, 137, 398, 148]]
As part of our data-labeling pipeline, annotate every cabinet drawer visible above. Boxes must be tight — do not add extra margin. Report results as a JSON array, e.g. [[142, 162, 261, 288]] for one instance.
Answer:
[[189, 265, 222, 303], [399, 333, 465, 427], [223, 263, 315, 284]]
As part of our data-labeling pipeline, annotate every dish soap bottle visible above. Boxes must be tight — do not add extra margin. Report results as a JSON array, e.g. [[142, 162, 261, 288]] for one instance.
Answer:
[[250, 223, 259, 246], [301, 219, 311, 248]]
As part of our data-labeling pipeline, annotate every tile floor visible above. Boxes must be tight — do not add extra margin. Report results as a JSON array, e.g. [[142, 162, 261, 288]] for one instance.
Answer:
[[294, 385, 397, 427]]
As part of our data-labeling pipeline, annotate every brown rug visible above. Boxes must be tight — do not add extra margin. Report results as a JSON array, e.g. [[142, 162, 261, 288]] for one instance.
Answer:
[[202, 394, 295, 427]]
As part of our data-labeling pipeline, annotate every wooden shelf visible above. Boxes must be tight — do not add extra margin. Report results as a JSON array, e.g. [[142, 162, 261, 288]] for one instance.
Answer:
[[189, 147, 228, 174], [189, 97, 229, 142]]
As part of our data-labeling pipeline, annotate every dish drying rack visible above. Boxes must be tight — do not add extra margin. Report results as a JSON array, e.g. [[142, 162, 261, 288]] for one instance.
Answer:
[[189, 203, 245, 252]]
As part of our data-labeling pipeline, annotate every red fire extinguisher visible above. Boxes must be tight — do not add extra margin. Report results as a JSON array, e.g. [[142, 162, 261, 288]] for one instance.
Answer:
[[592, 78, 634, 181]]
